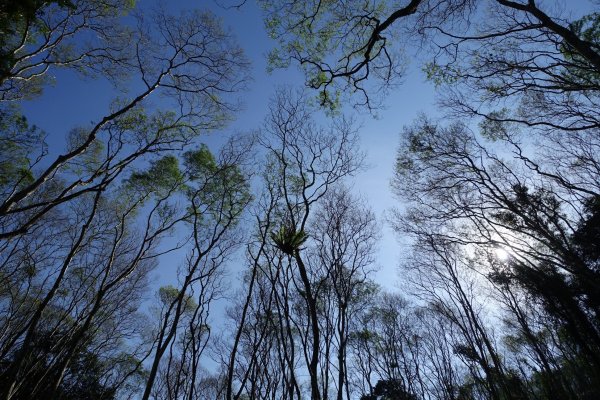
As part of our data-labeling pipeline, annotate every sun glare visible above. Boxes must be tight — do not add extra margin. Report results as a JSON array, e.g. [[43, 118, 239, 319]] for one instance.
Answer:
[[494, 247, 510, 261]]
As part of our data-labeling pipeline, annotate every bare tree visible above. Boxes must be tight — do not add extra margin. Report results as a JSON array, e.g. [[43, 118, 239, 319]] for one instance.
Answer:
[[392, 113, 600, 397], [309, 186, 378, 400], [225, 88, 365, 400]]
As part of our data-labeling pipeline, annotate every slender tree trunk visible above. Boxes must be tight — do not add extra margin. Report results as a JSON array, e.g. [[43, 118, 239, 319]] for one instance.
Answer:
[[294, 251, 321, 400]]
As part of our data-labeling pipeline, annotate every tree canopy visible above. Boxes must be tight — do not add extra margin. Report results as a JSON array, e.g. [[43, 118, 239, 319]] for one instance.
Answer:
[[1, 0, 600, 399]]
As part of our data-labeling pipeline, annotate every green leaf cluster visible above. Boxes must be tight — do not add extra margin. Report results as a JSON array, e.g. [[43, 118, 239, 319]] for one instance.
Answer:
[[562, 13, 600, 86], [127, 155, 183, 197], [271, 225, 307, 255], [0, 106, 45, 194], [158, 285, 197, 313]]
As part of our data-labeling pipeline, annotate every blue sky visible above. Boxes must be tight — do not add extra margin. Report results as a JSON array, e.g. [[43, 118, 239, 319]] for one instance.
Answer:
[[18, 0, 445, 295], [18, 0, 598, 348]]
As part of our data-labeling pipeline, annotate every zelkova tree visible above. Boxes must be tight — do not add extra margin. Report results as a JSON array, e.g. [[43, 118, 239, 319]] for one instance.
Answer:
[[259, 1, 600, 398], [261, 0, 599, 117], [224, 89, 380, 400], [391, 116, 600, 398], [0, 0, 133, 101], [0, 3, 251, 399], [142, 139, 253, 400], [0, 6, 249, 240]]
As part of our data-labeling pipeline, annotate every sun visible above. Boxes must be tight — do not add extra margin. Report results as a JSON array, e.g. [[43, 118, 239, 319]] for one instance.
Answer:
[[494, 247, 510, 261]]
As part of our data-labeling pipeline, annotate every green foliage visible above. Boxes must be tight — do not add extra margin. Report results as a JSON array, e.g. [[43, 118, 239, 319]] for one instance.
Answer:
[[123, 143, 250, 235], [350, 328, 378, 343], [561, 13, 600, 86], [183, 144, 218, 178], [361, 379, 419, 400], [0, 1, 75, 46], [0, 302, 132, 399], [158, 285, 180, 305], [65, 127, 105, 174], [183, 145, 251, 227], [316, 88, 341, 113], [479, 109, 512, 141], [423, 62, 460, 87], [1, 0, 137, 100], [394, 120, 437, 179], [57, 351, 117, 400], [271, 224, 307, 255], [158, 285, 197, 312], [260, 0, 399, 109], [566, 13, 600, 55], [0, 106, 45, 196], [127, 156, 183, 197]]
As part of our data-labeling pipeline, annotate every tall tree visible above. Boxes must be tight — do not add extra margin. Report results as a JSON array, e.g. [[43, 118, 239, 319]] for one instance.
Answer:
[[0, 3, 251, 399], [392, 114, 600, 398], [225, 89, 367, 400]]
